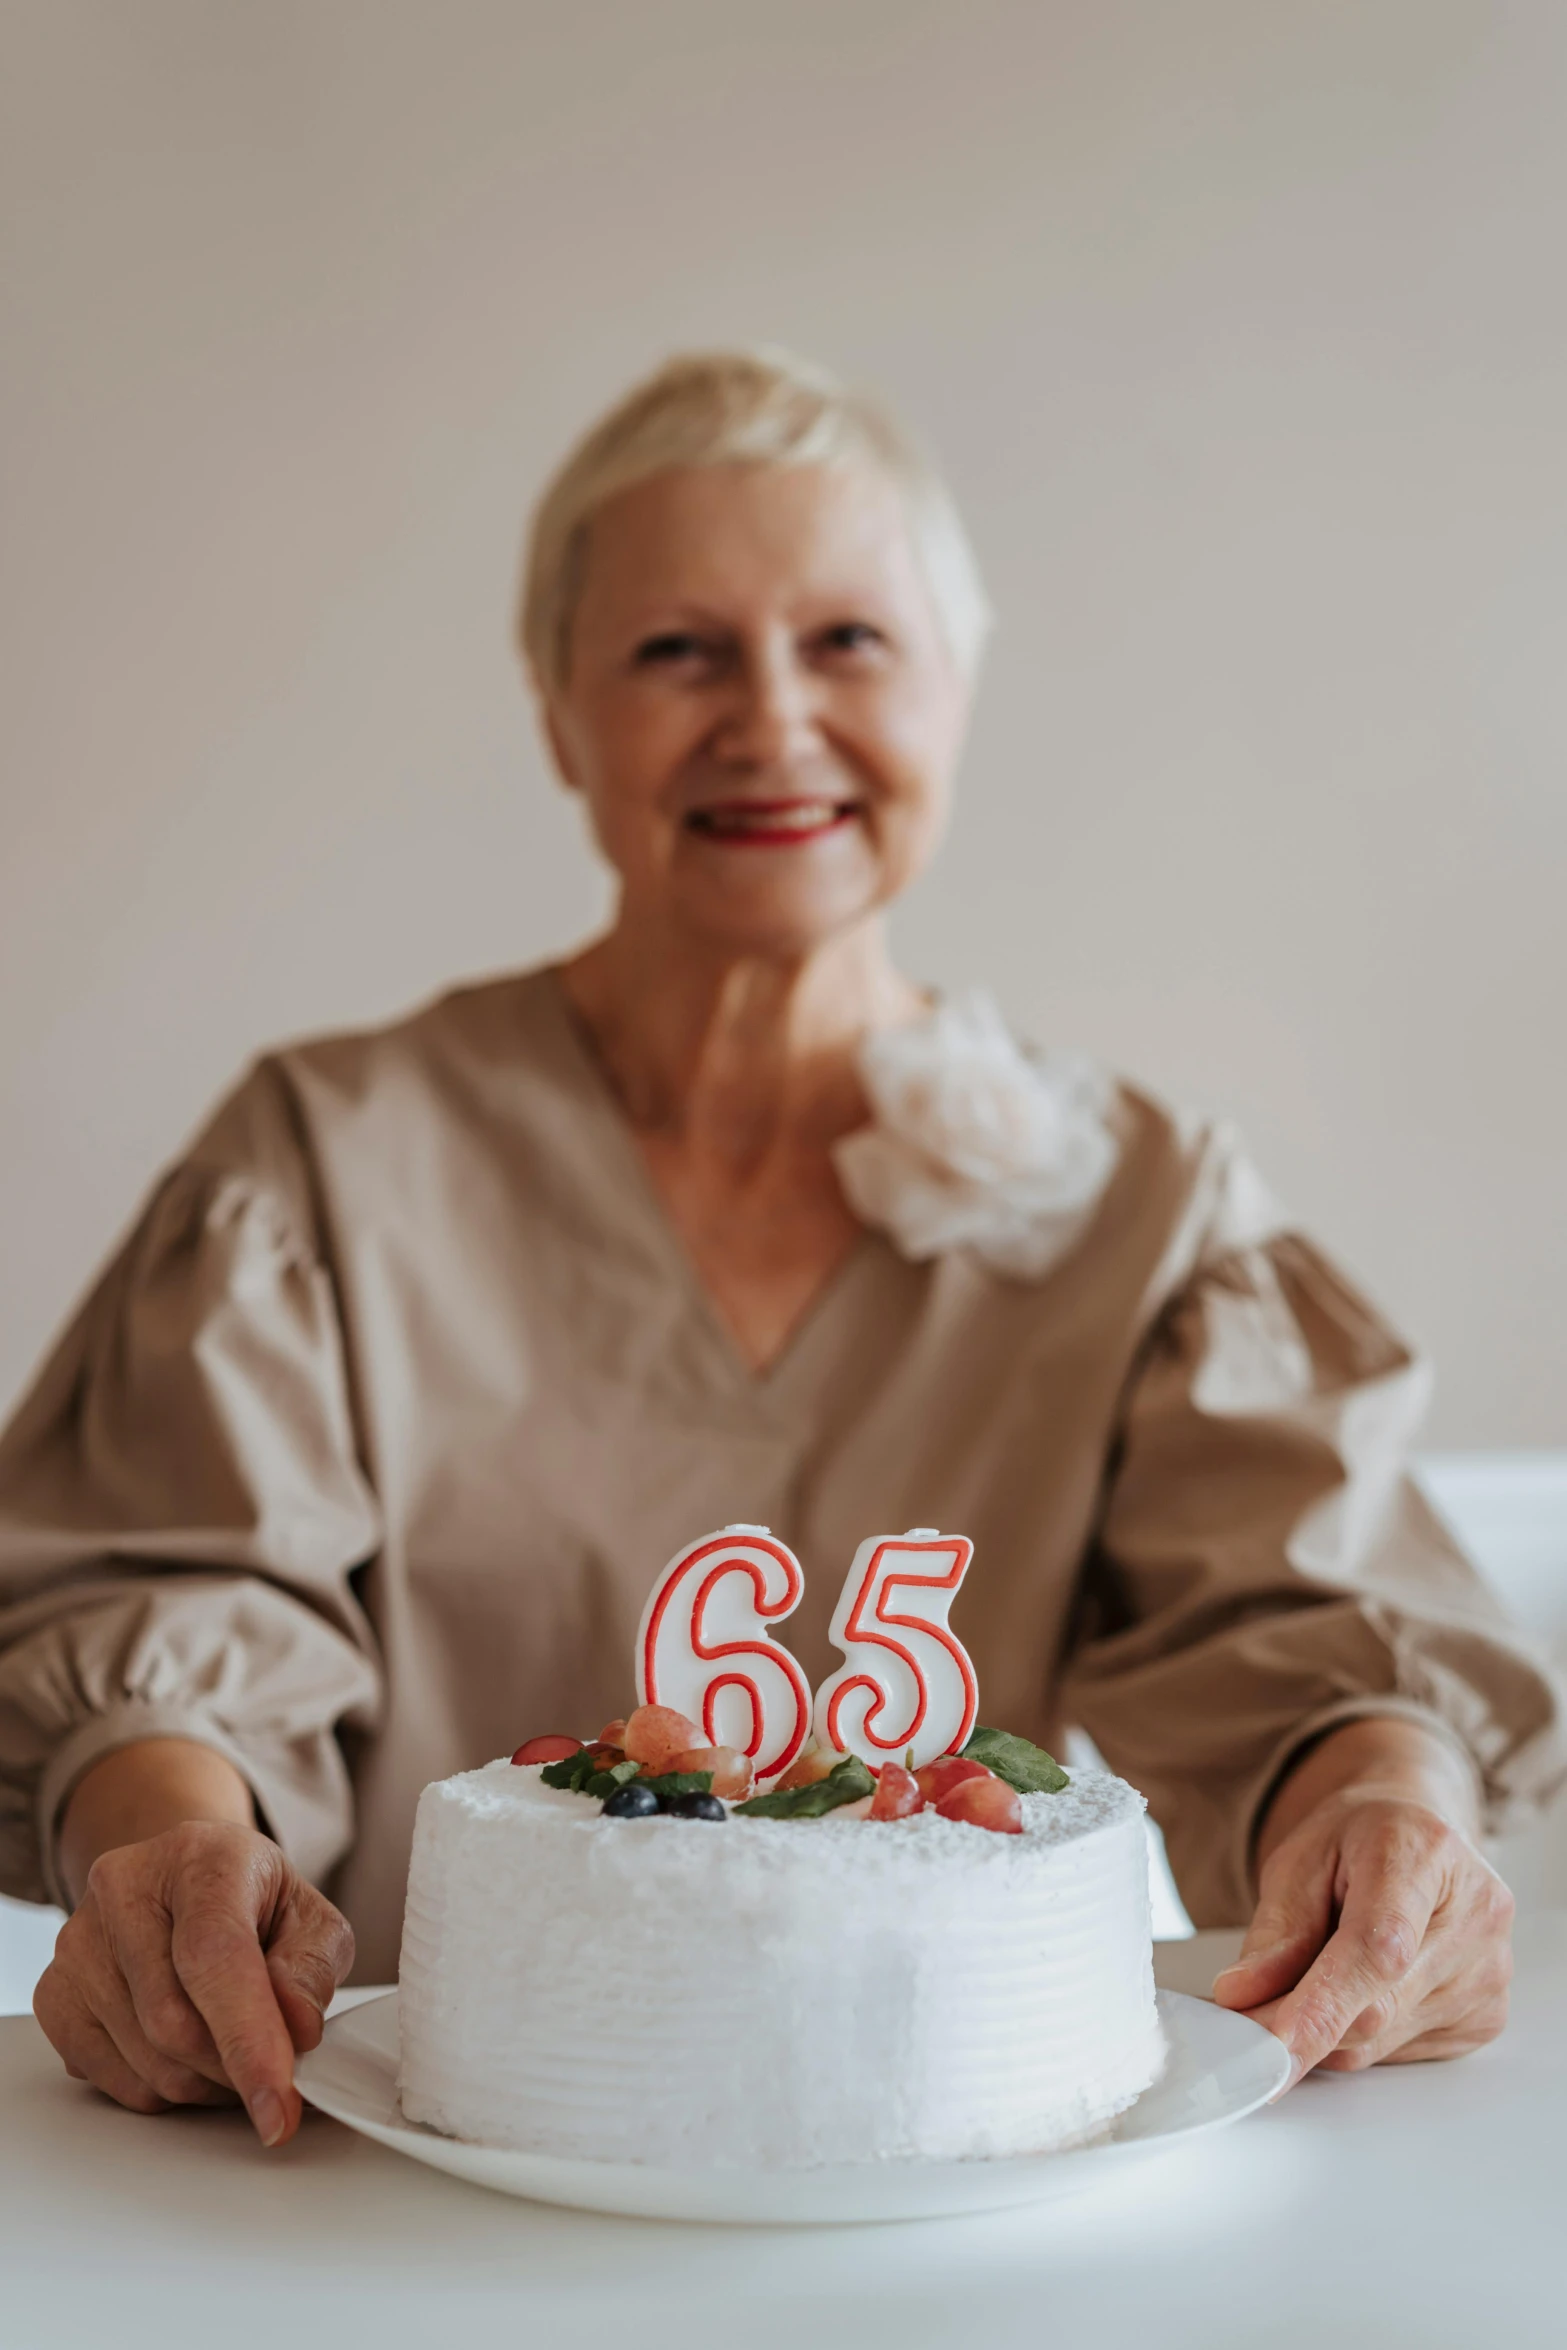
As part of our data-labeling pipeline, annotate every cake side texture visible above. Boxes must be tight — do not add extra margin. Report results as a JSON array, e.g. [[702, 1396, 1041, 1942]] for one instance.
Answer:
[[397, 1760, 1163, 2167]]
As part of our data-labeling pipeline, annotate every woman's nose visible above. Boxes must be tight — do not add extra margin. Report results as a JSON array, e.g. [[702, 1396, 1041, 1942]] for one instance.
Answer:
[[713, 645, 820, 767]]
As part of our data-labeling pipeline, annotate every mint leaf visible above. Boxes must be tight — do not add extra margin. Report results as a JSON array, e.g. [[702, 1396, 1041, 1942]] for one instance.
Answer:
[[961, 1726, 1070, 1795], [734, 1755, 876, 1820], [542, 1751, 655, 1801], [639, 1770, 714, 1800]]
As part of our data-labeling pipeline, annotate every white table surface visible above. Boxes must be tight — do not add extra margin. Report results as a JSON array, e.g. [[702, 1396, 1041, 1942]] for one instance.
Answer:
[[2, 1920, 1562, 2350]]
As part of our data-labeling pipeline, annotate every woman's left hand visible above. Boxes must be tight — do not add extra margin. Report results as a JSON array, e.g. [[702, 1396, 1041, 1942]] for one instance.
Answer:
[[1211, 1717, 1514, 2082]]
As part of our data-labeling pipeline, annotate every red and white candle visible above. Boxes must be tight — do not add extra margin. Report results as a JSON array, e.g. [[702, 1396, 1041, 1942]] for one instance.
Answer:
[[636, 1525, 813, 1784], [812, 1529, 978, 1771]]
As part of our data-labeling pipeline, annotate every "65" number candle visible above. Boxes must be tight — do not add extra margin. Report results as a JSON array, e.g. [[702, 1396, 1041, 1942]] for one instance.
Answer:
[[813, 1529, 978, 1771]]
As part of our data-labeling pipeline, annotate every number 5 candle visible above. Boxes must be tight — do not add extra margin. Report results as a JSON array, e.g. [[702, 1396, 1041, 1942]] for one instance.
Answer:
[[813, 1529, 978, 1771], [636, 1524, 813, 1783]]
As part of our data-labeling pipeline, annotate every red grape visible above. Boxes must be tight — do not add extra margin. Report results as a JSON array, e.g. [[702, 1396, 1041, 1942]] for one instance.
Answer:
[[936, 1775, 1023, 1834], [670, 1745, 754, 1799], [869, 1762, 924, 1820], [914, 1754, 991, 1805], [622, 1704, 704, 1772], [510, 1734, 583, 1767]]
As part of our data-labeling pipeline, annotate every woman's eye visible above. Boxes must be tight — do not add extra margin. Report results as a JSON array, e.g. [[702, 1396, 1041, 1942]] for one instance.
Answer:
[[633, 632, 710, 666], [817, 621, 885, 657]]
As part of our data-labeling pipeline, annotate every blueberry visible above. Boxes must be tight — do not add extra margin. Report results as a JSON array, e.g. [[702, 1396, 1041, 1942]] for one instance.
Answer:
[[666, 1791, 726, 1822], [602, 1781, 660, 1819]]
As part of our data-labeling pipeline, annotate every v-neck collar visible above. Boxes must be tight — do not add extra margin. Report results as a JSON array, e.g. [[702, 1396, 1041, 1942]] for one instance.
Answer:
[[532, 963, 890, 1412]]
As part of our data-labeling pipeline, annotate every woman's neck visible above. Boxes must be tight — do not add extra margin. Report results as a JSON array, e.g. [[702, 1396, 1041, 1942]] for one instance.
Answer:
[[559, 915, 923, 1175]]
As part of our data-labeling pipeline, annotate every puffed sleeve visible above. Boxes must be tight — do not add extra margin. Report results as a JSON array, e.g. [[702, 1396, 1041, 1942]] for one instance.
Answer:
[[1063, 1136, 1564, 1929], [0, 1095, 384, 1908]]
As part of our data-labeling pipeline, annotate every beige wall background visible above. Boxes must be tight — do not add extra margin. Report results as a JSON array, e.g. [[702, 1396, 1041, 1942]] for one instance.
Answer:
[[2, 0, 1563, 1443]]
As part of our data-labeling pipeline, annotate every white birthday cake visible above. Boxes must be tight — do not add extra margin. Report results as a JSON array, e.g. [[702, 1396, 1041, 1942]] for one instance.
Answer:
[[397, 1756, 1162, 2167], [396, 1527, 1164, 2169]]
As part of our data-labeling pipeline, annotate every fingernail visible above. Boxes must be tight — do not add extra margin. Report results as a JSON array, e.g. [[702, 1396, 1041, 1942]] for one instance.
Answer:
[[248, 2088, 287, 2148]]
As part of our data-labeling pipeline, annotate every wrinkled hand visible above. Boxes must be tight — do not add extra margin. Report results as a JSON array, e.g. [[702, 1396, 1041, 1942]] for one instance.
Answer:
[[34, 1820, 353, 2146], [1212, 1785, 1514, 2082]]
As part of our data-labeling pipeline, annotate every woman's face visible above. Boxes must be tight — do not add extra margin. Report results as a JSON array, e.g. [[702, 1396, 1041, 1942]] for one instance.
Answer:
[[543, 463, 972, 961]]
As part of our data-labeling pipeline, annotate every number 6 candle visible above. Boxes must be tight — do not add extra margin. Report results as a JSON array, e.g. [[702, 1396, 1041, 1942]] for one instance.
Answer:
[[636, 1524, 813, 1782], [813, 1529, 978, 1771]]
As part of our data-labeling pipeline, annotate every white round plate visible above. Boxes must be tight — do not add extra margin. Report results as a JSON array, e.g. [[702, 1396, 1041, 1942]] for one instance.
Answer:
[[296, 1988, 1289, 2225]]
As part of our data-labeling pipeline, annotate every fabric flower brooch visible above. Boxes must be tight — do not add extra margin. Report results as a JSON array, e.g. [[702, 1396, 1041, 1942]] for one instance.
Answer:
[[832, 992, 1120, 1280]]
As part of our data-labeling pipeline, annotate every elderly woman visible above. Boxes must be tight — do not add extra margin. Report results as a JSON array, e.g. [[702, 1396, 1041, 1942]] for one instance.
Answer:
[[1, 352, 1558, 2152]]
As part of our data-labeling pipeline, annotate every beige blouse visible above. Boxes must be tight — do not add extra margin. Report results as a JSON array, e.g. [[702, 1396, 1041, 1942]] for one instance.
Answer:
[[0, 968, 1558, 1978]]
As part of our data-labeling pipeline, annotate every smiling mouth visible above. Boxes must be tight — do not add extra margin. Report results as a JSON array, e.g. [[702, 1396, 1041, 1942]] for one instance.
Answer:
[[684, 799, 860, 846]]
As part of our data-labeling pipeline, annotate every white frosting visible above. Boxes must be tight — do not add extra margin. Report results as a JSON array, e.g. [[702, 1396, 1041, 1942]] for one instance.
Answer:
[[397, 1761, 1164, 2168]]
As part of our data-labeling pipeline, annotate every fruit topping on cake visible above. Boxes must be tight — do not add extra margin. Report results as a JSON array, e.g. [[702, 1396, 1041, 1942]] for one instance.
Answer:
[[602, 1780, 661, 1819], [621, 1704, 704, 1772], [509, 1734, 585, 1766], [665, 1790, 726, 1821], [868, 1760, 923, 1819], [510, 1712, 1067, 1834], [668, 1744, 754, 1798], [934, 1774, 1024, 1833], [914, 1754, 990, 1805]]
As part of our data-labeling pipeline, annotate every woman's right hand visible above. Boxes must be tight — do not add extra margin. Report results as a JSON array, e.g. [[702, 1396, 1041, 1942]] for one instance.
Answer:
[[33, 1817, 353, 2145]]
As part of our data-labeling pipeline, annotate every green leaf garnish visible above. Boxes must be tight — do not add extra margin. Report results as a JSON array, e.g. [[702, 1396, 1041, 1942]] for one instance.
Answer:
[[961, 1726, 1070, 1794], [734, 1755, 876, 1819], [541, 1753, 715, 1803], [638, 1770, 715, 1800]]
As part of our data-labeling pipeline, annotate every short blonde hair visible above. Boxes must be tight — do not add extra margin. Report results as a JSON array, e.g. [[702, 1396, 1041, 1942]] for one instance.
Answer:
[[519, 348, 992, 690]]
